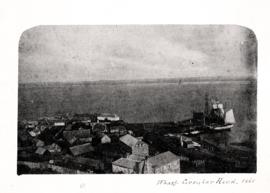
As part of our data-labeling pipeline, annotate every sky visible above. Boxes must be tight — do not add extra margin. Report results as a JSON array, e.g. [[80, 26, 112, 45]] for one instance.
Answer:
[[19, 25, 257, 83]]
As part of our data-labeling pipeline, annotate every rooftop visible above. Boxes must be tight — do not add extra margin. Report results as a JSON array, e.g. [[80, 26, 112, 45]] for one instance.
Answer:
[[120, 134, 138, 148], [128, 154, 146, 162], [147, 151, 179, 168], [69, 143, 95, 156], [112, 158, 137, 169], [35, 147, 47, 155], [98, 113, 119, 118]]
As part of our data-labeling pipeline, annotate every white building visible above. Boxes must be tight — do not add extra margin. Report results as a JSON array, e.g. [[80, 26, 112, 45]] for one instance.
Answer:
[[97, 113, 120, 122]]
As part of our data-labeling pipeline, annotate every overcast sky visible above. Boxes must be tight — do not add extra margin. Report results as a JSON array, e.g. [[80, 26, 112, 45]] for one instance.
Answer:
[[19, 25, 257, 83]]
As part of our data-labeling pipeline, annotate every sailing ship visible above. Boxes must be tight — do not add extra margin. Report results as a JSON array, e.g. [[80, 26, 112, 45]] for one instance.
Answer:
[[179, 94, 236, 136]]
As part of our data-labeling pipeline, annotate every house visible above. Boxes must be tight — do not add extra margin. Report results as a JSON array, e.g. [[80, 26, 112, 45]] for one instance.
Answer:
[[144, 151, 180, 174], [92, 123, 107, 134], [64, 134, 77, 145], [18, 129, 33, 147], [183, 140, 201, 149], [35, 147, 49, 156], [120, 134, 149, 157], [35, 139, 45, 147], [26, 121, 38, 129], [46, 143, 62, 154], [92, 133, 111, 145], [28, 127, 41, 137], [109, 125, 127, 136], [73, 113, 97, 123], [95, 143, 131, 159], [69, 143, 95, 156], [183, 141, 194, 148], [127, 154, 146, 162], [71, 122, 91, 130], [112, 153, 148, 174], [100, 134, 111, 144], [65, 124, 72, 131], [179, 135, 201, 149], [71, 156, 104, 171], [200, 139, 221, 152], [112, 158, 138, 174], [97, 113, 120, 122], [120, 134, 138, 148], [54, 121, 65, 127], [78, 137, 93, 143], [132, 140, 149, 157], [63, 129, 91, 139]]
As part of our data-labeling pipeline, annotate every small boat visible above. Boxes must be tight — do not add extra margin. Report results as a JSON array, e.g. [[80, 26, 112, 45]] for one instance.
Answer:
[[190, 130, 201, 135], [211, 124, 234, 131]]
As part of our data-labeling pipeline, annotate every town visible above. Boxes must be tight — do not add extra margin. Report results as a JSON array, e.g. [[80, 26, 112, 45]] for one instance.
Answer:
[[17, 98, 256, 174]]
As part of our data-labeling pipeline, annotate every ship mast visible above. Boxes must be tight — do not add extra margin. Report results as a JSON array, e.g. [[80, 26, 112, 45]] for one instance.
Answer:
[[204, 93, 209, 126], [204, 93, 209, 116]]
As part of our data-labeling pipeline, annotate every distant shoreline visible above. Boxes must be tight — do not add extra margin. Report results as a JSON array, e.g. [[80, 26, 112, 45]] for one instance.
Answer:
[[19, 76, 257, 88]]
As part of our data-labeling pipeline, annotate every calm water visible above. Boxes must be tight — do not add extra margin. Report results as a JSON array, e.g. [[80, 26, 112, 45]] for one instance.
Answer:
[[18, 80, 256, 144]]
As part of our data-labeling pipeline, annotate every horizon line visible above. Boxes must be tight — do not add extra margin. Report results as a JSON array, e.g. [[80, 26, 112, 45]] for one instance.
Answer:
[[19, 75, 257, 85]]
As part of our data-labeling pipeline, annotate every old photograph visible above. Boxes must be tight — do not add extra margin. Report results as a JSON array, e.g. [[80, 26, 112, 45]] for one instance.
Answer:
[[17, 25, 257, 174]]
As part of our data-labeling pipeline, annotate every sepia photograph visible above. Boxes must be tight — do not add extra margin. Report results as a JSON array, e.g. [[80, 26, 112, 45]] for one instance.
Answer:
[[17, 25, 257, 174]]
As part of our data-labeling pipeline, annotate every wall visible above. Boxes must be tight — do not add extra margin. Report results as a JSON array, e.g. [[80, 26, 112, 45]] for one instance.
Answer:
[[145, 159, 180, 174], [17, 161, 90, 174], [132, 142, 149, 156], [112, 165, 134, 174]]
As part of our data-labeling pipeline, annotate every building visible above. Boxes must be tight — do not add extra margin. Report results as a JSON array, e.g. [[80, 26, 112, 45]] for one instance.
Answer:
[[92, 123, 108, 134], [69, 143, 95, 156], [120, 134, 149, 156], [63, 129, 91, 139], [184, 140, 201, 149], [127, 154, 146, 162], [35, 139, 45, 147], [200, 138, 221, 152], [109, 125, 127, 136], [120, 134, 138, 147], [144, 151, 180, 174], [46, 143, 62, 154], [94, 133, 111, 144], [112, 158, 139, 174], [97, 113, 120, 122], [35, 147, 49, 156], [132, 140, 149, 157], [101, 134, 111, 144], [26, 121, 38, 129], [63, 134, 77, 145], [54, 121, 65, 127], [73, 113, 97, 123]]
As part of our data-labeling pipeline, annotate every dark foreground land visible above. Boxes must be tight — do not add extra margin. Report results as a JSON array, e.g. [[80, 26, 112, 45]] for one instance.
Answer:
[[18, 78, 256, 174]]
